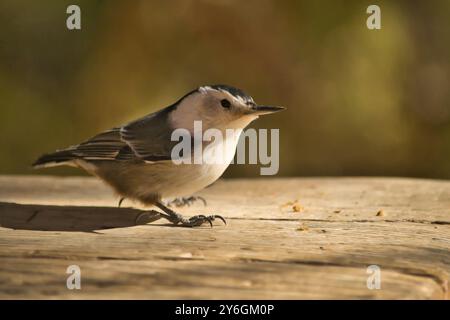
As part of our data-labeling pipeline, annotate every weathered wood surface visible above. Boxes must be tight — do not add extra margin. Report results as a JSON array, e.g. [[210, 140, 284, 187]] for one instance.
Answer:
[[0, 175, 449, 299]]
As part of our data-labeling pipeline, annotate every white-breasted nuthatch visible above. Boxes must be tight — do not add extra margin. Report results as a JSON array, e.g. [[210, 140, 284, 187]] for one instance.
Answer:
[[33, 85, 285, 227]]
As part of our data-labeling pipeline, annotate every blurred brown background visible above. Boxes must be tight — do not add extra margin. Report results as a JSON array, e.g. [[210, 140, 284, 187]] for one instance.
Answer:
[[1, 0, 450, 178]]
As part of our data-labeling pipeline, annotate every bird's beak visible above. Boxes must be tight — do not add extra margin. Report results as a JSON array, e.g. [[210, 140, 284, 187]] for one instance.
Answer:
[[250, 105, 286, 115]]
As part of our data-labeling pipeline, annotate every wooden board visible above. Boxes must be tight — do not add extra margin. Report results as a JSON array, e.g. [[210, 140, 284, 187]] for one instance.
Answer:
[[0, 175, 449, 299]]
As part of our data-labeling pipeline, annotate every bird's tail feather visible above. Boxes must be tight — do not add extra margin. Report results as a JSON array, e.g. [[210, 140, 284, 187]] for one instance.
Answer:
[[32, 149, 77, 169]]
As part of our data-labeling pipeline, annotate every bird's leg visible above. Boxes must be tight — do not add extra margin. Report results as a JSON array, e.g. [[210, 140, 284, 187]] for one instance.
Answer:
[[155, 201, 225, 228], [167, 196, 207, 207], [134, 210, 164, 225], [118, 197, 126, 207]]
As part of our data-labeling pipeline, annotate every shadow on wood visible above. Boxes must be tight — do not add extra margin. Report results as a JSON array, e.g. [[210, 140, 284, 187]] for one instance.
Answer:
[[0, 202, 162, 232]]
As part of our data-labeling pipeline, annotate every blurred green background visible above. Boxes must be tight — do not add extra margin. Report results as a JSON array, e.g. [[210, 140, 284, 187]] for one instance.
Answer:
[[1, 0, 450, 178]]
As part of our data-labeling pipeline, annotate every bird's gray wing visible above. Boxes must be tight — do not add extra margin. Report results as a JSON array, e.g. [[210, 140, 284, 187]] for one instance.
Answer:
[[119, 105, 180, 161], [32, 128, 134, 167], [69, 128, 135, 161], [61, 105, 183, 162], [34, 105, 185, 167]]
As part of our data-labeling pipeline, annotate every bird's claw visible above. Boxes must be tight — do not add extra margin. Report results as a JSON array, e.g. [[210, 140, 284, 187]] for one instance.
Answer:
[[168, 196, 207, 207], [177, 214, 226, 228]]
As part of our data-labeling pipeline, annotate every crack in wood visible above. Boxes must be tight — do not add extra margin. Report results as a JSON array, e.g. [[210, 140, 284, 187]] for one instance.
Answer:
[[228, 217, 450, 225]]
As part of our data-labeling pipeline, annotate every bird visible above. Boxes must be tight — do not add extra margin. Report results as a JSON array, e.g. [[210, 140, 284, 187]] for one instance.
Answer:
[[33, 85, 285, 227]]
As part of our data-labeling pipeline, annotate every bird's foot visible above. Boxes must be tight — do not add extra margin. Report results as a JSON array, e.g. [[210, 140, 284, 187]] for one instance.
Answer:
[[155, 202, 225, 228], [118, 197, 126, 207], [169, 213, 226, 227], [167, 196, 207, 207], [134, 211, 163, 225]]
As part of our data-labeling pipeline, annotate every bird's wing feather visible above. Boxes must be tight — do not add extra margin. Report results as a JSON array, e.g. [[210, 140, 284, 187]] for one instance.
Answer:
[[70, 128, 134, 160], [34, 103, 190, 167], [119, 105, 179, 161], [56, 105, 181, 162]]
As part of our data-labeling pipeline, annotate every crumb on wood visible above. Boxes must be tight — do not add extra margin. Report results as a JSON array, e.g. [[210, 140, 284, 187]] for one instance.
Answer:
[[333, 210, 341, 213], [376, 209, 385, 217], [178, 252, 193, 259], [297, 223, 309, 232], [241, 280, 253, 287], [281, 199, 304, 213]]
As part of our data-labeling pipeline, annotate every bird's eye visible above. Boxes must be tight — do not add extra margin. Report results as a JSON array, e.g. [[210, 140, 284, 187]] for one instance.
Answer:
[[220, 99, 231, 108]]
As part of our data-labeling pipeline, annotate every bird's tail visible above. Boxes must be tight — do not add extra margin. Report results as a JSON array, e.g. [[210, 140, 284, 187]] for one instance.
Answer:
[[32, 149, 77, 169]]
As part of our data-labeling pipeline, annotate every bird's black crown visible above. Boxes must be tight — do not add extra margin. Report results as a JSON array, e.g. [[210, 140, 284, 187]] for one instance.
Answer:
[[208, 84, 253, 103]]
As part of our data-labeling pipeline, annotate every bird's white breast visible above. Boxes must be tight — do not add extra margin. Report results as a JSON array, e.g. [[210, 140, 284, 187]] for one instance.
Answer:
[[126, 115, 259, 200], [159, 128, 243, 198]]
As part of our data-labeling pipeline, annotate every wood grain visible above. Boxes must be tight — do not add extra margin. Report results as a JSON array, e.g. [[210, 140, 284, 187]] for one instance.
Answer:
[[0, 175, 449, 299]]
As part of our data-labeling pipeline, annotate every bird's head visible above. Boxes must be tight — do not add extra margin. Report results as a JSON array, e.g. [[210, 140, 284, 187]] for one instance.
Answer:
[[169, 85, 285, 132]]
